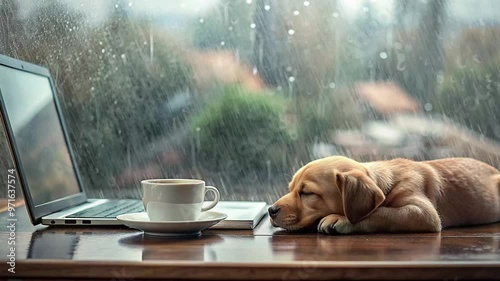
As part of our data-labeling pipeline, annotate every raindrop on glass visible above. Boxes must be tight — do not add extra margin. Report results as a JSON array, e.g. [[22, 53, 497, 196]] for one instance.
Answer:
[[101, 49, 105, 53], [303, 1, 310, 7], [264, 5, 270, 10], [379, 52, 388, 59], [397, 60, 407, 71], [228, 26, 233, 31], [329, 82, 336, 89], [332, 12, 339, 18], [288, 76, 296, 82], [199, 18, 205, 23], [252, 66, 258, 75], [246, 0, 252, 4], [250, 23, 256, 29], [220, 41, 225, 46], [121, 54, 126, 59], [288, 29, 295, 35], [293, 10, 300, 16], [115, 4, 118, 8], [424, 103, 433, 111], [437, 74, 444, 84], [128, 2, 132, 7]]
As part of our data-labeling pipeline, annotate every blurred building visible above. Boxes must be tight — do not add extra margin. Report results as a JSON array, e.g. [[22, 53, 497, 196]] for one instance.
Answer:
[[355, 82, 421, 119]]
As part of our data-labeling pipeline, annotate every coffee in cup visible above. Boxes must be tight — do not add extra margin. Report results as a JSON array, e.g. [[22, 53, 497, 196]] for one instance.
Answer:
[[141, 179, 220, 221]]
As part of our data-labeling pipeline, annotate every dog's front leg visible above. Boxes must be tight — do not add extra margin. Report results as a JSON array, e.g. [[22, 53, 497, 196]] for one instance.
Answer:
[[318, 197, 442, 234], [317, 214, 354, 234]]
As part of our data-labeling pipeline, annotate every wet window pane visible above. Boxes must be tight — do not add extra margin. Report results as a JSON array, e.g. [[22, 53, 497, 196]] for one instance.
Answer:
[[1, 0, 499, 203]]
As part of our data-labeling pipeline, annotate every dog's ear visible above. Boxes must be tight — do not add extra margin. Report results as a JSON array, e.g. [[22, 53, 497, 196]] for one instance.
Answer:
[[335, 170, 385, 224]]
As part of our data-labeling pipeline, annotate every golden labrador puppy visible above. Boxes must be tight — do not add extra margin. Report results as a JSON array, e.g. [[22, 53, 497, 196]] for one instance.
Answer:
[[269, 156, 500, 234]]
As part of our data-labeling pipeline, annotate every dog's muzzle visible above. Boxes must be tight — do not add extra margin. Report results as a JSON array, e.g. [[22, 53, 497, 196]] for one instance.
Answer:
[[268, 205, 281, 219]]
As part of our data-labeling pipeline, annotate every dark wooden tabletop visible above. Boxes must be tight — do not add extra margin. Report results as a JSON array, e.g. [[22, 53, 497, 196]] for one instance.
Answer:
[[1, 205, 500, 280]]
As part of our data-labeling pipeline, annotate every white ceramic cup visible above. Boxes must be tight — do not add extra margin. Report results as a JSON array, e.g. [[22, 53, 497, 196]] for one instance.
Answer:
[[141, 179, 220, 222]]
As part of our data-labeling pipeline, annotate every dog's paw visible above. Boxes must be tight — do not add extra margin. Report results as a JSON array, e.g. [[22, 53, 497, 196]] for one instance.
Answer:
[[317, 214, 353, 235]]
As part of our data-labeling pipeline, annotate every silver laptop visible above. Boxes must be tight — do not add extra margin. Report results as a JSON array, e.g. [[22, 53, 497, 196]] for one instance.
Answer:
[[0, 54, 145, 225], [0, 54, 268, 228]]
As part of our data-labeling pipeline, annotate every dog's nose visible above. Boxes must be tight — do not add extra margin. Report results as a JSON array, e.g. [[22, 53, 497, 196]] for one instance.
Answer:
[[268, 205, 281, 217]]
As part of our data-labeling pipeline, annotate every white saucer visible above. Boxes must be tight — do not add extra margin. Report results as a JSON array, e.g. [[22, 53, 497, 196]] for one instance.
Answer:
[[117, 211, 227, 237]]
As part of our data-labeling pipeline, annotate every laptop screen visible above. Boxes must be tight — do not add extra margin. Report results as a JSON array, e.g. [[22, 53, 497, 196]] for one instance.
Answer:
[[0, 65, 81, 206]]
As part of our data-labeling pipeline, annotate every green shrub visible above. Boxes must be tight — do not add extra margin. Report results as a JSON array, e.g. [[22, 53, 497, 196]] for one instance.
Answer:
[[299, 106, 332, 142], [298, 90, 362, 143], [435, 63, 500, 141], [192, 86, 290, 180]]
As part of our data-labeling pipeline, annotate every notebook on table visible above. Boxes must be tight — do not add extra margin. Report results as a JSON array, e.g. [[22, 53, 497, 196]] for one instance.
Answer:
[[211, 201, 268, 229], [0, 54, 268, 229]]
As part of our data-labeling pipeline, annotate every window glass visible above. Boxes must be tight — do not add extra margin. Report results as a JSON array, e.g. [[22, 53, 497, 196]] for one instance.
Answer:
[[1, 0, 499, 203]]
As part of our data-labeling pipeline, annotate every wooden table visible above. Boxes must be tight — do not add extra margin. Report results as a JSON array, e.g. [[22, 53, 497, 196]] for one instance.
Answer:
[[1, 206, 500, 280]]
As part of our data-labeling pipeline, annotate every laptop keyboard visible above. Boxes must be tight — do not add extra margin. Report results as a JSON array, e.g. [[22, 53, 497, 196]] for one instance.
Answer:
[[66, 200, 144, 218]]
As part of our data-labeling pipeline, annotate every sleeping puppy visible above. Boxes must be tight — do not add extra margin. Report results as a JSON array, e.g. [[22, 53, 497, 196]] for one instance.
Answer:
[[269, 156, 500, 234]]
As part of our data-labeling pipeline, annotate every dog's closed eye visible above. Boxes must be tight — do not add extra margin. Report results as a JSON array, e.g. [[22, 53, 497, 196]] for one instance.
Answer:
[[300, 191, 314, 196], [299, 184, 314, 196]]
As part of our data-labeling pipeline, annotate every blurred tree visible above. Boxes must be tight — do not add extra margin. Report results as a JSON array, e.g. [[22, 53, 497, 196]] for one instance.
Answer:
[[376, 0, 447, 104], [436, 63, 500, 141], [352, 0, 378, 81], [436, 21, 500, 141], [276, 0, 339, 96], [0, 0, 22, 56], [444, 27, 500, 71], [299, 88, 362, 143], [67, 1, 193, 190], [420, 0, 447, 103], [253, 0, 286, 88], [434, 25, 500, 141], [193, 0, 254, 62]]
